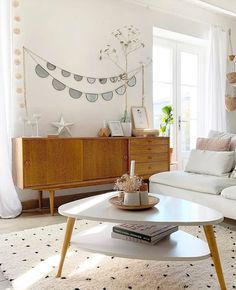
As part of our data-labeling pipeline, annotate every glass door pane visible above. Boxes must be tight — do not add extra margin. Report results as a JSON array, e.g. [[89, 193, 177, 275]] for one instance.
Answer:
[[179, 51, 199, 168]]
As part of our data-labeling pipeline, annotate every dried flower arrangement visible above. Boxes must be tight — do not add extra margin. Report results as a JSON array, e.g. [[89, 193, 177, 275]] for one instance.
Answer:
[[114, 173, 142, 193], [99, 25, 145, 122]]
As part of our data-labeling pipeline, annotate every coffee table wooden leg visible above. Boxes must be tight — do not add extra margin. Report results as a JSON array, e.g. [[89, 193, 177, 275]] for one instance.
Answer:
[[203, 225, 226, 290], [56, 217, 75, 277]]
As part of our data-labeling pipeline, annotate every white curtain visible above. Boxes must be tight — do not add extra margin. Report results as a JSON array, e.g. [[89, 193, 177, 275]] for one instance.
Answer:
[[203, 25, 227, 135], [0, 0, 22, 218]]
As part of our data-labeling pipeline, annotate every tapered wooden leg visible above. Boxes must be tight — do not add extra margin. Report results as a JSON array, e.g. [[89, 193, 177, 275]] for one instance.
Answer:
[[203, 225, 226, 290], [49, 190, 55, 216], [56, 217, 75, 277], [38, 190, 43, 210]]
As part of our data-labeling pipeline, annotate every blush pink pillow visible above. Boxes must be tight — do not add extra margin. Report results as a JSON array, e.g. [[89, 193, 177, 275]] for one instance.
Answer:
[[196, 137, 231, 151]]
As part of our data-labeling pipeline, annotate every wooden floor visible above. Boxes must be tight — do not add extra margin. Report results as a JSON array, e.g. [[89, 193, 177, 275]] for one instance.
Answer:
[[0, 210, 235, 290]]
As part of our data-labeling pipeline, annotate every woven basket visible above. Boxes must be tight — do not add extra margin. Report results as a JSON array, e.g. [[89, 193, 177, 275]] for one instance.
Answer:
[[225, 96, 236, 112], [227, 72, 236, 84], [228, 55, 236, 62]]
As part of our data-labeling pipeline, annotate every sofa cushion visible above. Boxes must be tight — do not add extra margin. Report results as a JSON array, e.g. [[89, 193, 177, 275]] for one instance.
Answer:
[[150, 171, 236, 195], [185, 149, 234, 177], [221, 186, 236, 200], [196, 137, 231, 151], [208, 130, 236, 151]]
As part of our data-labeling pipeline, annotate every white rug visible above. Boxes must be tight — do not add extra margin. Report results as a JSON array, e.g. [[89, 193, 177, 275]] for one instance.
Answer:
[[0, 220, 235, 290]]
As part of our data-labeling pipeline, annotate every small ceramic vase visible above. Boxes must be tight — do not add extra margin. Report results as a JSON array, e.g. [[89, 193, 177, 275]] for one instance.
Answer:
[[121, 122, 132, 136], [139, 183, 149, 205], [124, 191, 140, 206]]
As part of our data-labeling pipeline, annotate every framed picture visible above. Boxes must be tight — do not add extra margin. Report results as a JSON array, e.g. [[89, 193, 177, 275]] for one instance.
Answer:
[[108, 121, 124, 136], [131, 106, 149, 129]]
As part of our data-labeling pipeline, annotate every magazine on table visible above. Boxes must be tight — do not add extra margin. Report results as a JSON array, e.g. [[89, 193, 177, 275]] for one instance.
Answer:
[[112, 223, 178, 244]]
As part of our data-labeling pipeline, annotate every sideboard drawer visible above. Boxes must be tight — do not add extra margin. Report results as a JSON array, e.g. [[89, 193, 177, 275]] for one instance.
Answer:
[[130, 138, 169, 147], [135, 162, 169, 175], [130, 144, 169, 154], [130, 152, 168, 163]]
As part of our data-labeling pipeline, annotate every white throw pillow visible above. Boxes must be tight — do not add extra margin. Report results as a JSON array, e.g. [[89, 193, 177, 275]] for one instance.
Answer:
[[185, 149, 235, 177], [221, 186, 236, 200]]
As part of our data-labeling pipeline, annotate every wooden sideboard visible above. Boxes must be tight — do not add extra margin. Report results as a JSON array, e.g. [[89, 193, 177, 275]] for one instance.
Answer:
[[12, 137, 170, 215]]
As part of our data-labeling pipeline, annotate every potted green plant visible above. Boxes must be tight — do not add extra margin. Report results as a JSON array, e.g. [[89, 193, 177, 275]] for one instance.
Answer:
[[159, 105, 174, 137]]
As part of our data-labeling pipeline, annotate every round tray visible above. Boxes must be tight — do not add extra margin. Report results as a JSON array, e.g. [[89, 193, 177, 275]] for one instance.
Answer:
[[109, 195, 160, 210]]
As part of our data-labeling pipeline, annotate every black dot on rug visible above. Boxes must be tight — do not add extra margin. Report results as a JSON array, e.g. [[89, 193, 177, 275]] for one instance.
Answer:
[[103, 288, 106, 290], [207, 285, 211, 288], [163, 274, 167, 277], [26, 245, 30, 247], [86, 278, 91, 281], [22, 259, 27, 262], [140, 274, 143, 277], [61, 277, 66, 280], [74, 288, 80, 290], [97, 266, 100, 268], [45, 275, 49, 279], [190, 264, 194, 266], [210, 274, 213, 277], [167, 264, 170, 267], [233, 285, 236, 289], [186, 273, 190, 277], [111, 256, 114, 259], [110, 277, 115, 280], [183, 285, 189, 288], [125, 266, 129, 269], [128, 286, 132, 289], [21, 238, 25, 241], [10, 245, 13, 247], [60, 228, 63, 231], [12, 252, 16, 255], [9, 279, 13, 282], [86, 257, 90, 259], [211, 264, 214, 267], [40, 258, 44, 261], [4, 239, 8, 241], [35, 252, 38, 254]]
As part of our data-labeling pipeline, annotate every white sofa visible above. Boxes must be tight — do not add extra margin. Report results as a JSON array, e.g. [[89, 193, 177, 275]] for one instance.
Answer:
[[149, 171, 236, 220]]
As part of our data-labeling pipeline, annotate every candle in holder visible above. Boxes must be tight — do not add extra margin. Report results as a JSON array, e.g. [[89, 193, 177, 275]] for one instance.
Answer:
[[130, 160, 135, 177]]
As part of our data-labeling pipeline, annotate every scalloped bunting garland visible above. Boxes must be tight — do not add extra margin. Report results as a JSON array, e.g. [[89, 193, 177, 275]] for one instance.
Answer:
[[25, 47, 124, 84], [28, 47, 138, 102]]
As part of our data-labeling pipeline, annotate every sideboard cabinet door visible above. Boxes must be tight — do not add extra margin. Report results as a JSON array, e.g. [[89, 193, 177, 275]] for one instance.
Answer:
[[83, 139, 128, 180], [23, 139, 83, 187]]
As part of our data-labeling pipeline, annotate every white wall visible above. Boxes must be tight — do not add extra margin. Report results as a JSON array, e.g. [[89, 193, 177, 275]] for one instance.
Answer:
[[13, 0, 236, 201]]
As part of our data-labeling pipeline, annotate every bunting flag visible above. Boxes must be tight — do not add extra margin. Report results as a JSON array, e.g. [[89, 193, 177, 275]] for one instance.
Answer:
[[26, 47, 138, 102]]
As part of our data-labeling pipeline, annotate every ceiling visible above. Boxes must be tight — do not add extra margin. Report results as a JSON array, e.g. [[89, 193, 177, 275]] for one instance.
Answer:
[[127, 0, 236, 18], [187, 0, 236, 17]]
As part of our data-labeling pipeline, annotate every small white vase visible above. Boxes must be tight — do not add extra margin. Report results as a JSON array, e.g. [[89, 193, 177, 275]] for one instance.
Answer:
[[121, 122, 132, 137], [124, 192, 140, 206], [140, 191, 149, 205]]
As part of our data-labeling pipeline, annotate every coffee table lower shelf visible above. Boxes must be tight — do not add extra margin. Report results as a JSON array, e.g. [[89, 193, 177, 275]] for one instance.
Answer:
[[70, 224, 210, 261]]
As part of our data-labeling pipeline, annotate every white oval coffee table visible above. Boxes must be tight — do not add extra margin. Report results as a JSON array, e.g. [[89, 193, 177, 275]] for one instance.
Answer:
[[56, 192, 226, 290]]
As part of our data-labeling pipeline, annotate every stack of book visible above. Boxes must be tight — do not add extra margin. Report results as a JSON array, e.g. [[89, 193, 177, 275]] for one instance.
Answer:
[[111, 223, 178, 245]]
